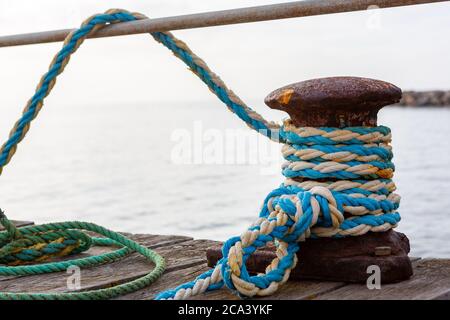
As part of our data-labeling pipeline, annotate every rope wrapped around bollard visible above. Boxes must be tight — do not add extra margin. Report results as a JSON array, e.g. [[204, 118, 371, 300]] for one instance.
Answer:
[[156, 122, 400, 299], [0, 9, 401, 299]]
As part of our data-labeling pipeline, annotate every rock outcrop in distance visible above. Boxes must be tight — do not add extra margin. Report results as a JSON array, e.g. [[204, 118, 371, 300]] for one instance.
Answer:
[[397, 91, 450, 107]]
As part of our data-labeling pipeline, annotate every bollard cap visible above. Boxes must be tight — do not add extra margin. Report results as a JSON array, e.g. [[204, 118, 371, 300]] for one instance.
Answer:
[[265, 76, 402, 127]]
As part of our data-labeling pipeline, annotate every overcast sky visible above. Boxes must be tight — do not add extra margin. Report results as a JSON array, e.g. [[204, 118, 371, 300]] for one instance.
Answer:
[[0, 0, 449, 108]]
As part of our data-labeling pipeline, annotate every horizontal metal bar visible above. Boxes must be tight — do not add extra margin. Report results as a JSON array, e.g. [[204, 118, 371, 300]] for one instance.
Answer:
[[0, 0, 448, 48]]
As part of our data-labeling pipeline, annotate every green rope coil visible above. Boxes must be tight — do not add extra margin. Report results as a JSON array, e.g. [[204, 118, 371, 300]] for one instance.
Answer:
[[0, 210, 165, 300]]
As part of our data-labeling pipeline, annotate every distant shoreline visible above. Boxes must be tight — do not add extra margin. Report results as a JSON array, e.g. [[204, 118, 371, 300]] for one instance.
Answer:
[[396, 91, 450, 107]]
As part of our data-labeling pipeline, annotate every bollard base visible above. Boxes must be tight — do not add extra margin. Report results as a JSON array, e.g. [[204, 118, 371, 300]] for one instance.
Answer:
[[206, 230, 413, 283]]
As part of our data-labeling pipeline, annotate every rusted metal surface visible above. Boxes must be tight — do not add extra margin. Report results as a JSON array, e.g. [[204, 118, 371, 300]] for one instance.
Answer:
[[0, 0, 448, 48], [265, 76, 402, 127], [207, 231, 413, 283], [375, 246, 393, 256], [207, 76, 412, 284]]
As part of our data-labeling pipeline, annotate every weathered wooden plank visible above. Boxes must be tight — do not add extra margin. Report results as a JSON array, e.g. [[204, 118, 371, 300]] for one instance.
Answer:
[[187, 280, 347, 300], [117, 264, 212, 300], [76, 239, 216, 293], [120, 268, 340, 300], [189, 257, 423, 300], [118, 256, 442, 300], [118, 264, 345, 300], [1, 227, 349, 300], [314, 259, 450, 300], [434, 290, 450, 300], [0, 226, 445, 301]]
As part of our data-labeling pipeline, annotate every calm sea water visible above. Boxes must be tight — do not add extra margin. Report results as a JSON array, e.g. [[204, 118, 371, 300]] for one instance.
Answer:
[[0, 102, 449, 258]]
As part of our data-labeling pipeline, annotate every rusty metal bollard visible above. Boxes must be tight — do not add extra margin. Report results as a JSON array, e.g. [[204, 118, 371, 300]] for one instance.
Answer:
[[207, 77, 413, 284]]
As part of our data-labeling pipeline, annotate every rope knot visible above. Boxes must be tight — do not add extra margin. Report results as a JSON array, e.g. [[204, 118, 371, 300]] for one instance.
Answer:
[[0, 232, 92, 266], [219, 185, 354, 297], [0, 212, 92, 266]]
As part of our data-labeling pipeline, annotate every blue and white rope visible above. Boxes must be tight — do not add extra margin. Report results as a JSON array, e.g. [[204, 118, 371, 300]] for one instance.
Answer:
[[156, 122, 400, 299], [0, 10, 280, 175]]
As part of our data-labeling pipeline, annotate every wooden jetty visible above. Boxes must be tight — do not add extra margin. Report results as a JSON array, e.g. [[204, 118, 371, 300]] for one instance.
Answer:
[[1, 221, 449, 300]]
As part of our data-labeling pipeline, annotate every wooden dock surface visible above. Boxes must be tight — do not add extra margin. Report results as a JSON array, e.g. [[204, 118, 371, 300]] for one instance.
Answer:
[[1, 221, 449, 300]]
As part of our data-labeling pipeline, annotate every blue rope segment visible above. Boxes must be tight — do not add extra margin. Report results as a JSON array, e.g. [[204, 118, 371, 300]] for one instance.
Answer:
[[0, 10, 280, 177]]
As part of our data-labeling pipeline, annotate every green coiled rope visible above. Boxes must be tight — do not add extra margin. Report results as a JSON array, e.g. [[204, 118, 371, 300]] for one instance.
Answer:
[[0, 211, 165, 300]]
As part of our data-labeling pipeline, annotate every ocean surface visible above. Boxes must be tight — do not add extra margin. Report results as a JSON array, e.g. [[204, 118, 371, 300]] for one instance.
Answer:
[[0, 101, 449, 258]]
